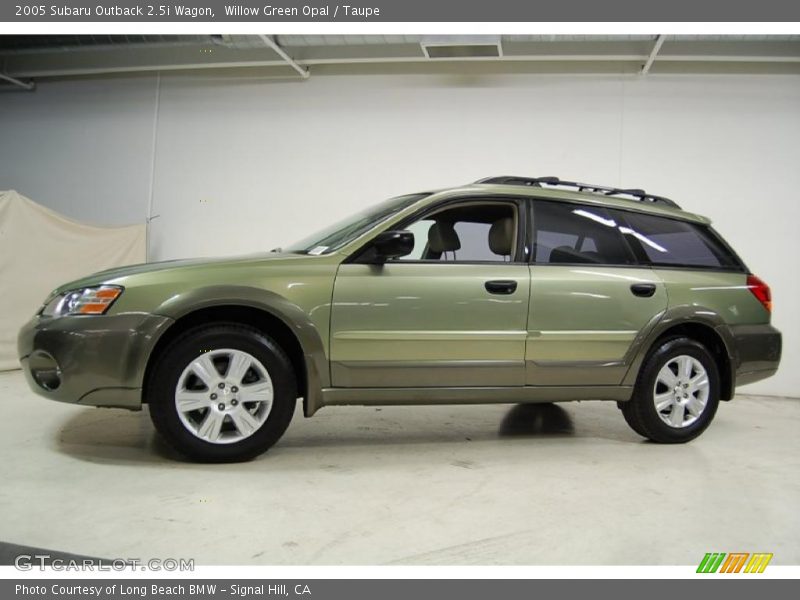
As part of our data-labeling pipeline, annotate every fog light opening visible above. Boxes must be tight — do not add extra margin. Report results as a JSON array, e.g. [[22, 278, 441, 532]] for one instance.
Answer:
[[29, 351, 62, 391]]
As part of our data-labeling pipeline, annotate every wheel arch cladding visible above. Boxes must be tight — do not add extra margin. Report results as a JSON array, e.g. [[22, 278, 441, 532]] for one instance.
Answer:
[[143, 287, 329, 416], [648, 322, 734, 401]]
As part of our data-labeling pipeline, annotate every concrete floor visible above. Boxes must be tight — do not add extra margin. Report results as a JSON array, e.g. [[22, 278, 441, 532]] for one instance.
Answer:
[[1, 370, 798, 565]]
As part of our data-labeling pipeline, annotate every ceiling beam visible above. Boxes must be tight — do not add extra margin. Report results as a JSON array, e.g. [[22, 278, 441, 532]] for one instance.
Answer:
[[0, 71, 34, 90], [258, 34, 309, 79], [641, 35, 665, 75]]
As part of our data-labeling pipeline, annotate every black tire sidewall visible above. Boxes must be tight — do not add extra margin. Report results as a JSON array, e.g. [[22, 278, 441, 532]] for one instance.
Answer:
[[147, 324, 297, 462], [632, 337, 720, 443]]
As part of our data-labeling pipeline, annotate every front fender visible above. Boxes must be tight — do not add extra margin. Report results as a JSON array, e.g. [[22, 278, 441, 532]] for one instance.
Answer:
[[152, 285, 330, 414]]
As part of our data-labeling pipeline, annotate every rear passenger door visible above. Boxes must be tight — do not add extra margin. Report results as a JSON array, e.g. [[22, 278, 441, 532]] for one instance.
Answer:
[[527, 201, 667, 386]]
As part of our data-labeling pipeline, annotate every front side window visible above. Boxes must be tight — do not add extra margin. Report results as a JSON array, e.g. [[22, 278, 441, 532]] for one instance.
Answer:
[[395, 202, 519, 263], [533, 201, 634, 265], [614, 211, 742, 269]]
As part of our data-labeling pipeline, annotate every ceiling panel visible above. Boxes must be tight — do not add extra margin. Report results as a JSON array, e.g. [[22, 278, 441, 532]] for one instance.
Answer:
[[1, 34, 798, 84]]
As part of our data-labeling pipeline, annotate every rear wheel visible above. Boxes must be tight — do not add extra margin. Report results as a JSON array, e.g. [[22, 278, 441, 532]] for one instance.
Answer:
[[147, 323, 297, 462], [622, 336, 720, 443]]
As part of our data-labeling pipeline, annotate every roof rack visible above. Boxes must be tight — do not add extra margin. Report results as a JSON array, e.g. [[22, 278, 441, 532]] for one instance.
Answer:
[[475, 175, 681, 209]]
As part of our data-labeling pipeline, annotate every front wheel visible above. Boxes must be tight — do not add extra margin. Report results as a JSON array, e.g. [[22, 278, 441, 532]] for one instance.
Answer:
[[622, 337, 720, 443], [147, 323, 297, 462]]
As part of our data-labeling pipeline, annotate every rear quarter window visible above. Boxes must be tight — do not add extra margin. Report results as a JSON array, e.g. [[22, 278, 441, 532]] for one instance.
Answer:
[[614, 211, 742, 270]]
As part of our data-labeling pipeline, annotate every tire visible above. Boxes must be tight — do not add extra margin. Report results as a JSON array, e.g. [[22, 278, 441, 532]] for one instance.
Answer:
[[620, 402, 649, 438], [621, 336, 720, 444], [147, 323, 297, 462]]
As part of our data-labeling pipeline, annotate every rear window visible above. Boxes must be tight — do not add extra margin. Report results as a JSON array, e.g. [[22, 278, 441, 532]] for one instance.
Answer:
[[614, 211, 742, 270]]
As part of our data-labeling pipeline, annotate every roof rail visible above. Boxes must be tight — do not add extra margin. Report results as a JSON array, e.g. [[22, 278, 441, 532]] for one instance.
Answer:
[[475, 175, 681, 209]]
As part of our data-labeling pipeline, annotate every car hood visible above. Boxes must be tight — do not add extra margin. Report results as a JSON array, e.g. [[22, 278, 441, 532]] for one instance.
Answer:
[[51, 252, 315, 294]]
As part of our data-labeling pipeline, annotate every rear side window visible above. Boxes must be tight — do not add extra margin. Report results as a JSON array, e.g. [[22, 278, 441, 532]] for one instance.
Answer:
[[615, 211, 742, 269], [533, 201, 634, 265]]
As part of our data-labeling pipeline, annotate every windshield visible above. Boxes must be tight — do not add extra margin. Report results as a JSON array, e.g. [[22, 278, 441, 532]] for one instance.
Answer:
[[285, 193, 429, 255]]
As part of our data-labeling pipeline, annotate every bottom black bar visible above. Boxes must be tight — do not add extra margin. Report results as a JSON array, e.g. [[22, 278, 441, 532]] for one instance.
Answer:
[[2, 580, 797, 600]]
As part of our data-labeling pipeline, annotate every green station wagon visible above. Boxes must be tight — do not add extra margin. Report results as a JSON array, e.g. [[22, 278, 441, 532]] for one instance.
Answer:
[[18, 176, 782, 461]]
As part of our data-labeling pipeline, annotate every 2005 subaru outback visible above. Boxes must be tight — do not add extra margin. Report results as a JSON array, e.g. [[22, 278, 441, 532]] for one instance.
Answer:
[[19, 176, 782, 461]]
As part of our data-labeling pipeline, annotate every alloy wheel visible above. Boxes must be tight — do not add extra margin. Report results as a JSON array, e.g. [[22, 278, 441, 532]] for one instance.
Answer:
[[652, 354, 710, 429], [174, 349, 274, 444]]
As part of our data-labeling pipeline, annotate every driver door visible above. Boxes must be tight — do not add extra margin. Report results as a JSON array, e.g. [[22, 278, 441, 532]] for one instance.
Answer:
[[329, 199, 531, 388]]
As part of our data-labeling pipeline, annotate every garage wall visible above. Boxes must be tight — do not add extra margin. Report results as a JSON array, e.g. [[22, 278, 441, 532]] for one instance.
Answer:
[[0, 76, 157, 225], [1, 72, 798, 397]]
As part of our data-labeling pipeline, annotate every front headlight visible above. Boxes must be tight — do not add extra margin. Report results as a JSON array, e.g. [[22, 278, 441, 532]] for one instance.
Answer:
[[41, 285, 124, 317]]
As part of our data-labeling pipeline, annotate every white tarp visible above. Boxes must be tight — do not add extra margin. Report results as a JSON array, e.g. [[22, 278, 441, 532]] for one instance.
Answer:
[[0, 190, 146, 371]]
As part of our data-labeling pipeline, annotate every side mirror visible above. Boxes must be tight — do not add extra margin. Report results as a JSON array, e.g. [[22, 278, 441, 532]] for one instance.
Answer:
[[373, 230, 414, 262]]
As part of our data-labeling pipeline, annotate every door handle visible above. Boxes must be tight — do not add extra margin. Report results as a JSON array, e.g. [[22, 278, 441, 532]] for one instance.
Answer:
[[485, 280, 518, 295], [630, 283, 657, 298]]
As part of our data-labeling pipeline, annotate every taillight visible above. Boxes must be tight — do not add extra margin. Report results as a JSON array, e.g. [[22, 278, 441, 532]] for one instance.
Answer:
[[747, 274, 772, 313]]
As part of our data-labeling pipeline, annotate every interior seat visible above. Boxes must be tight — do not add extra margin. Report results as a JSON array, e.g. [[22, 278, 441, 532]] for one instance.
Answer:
[[549, 245, 595, 264], [427, 221, 461, 260], [489, 217, 515, 259]]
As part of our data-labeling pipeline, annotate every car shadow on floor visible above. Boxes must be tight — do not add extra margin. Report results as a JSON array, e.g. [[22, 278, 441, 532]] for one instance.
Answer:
[[497, 403, 575, 437], [52, 402, 639, 465], [51, 407, 183, 464]]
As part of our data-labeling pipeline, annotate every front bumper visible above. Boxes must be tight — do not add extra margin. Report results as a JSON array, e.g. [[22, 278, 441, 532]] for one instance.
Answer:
[[18, 312, 173, 410], [731, 323, 782, 387]]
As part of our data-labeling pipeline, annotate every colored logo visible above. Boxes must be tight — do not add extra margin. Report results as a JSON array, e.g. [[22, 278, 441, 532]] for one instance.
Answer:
[[697, 552, 773, 573]]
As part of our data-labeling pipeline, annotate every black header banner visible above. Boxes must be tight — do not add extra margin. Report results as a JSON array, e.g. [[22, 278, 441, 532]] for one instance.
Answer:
[[3, 0, 800, 22]]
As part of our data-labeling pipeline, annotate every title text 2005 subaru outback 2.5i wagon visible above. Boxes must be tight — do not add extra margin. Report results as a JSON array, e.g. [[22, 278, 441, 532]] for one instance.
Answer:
[[19, 176, 782, 461]]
